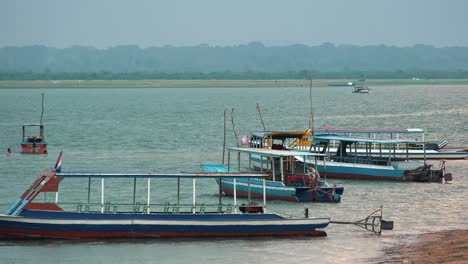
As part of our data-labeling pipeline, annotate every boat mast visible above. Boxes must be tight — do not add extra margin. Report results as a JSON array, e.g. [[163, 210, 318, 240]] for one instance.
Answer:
[[222, 109, 227, 164], [309, 79, 314, 130], [256, 102, 267, 130], [40, 93, 45, 125], [231, 108, 240, 147]]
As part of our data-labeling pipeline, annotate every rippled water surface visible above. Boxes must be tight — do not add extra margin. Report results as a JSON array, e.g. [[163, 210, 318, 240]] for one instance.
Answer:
[[0, 85, 467, 263]]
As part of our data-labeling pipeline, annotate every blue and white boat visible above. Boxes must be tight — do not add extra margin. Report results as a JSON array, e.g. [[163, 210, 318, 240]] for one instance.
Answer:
[[298, 135, 453, 182], [201, 147, 343, 203], [312, 127, 468, 160], [0, 162, 330, 239]]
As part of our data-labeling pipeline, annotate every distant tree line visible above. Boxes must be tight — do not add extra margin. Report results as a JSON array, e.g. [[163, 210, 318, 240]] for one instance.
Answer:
[[1, 69, 468, 80], [1, 42, 468, 79]]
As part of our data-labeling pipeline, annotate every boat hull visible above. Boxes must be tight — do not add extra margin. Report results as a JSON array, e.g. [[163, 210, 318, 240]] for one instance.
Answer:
[[218, 178, 343, 202], [0, 211, 329, 239], [324, 147, 468, 160], [201, 164, 342, 202], [21, 143, 47, 154]]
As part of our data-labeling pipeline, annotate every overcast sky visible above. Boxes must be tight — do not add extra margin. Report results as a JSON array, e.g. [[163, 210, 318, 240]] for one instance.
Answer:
[[2, 0, 467, 48]]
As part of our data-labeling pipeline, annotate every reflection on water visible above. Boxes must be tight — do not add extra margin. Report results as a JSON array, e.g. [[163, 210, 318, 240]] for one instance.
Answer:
[[0, 85, 467, 263]]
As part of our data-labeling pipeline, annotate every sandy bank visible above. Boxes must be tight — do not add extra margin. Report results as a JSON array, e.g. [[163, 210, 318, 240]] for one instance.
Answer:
[[384, 229, 468, 263]]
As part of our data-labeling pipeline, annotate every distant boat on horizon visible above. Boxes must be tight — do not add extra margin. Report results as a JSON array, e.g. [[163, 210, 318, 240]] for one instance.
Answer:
[[328, 82, 354, 87]]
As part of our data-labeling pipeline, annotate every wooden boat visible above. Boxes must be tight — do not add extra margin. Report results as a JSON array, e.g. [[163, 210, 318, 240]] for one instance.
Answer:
[[201, 146, 343, 203], [21, 124, 47, 154], [298, 135, 453, 182], [0, 158, 330, 239], [312, 127, 468, 160], [21, 94, 47, 154]]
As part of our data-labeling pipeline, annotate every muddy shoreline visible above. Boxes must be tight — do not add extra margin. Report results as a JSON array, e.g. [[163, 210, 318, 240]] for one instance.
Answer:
[[383, 229, 468, 263]]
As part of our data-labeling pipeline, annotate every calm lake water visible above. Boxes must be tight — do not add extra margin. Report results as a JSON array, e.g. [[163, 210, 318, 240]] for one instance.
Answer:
[[0, 85, 467, 263]]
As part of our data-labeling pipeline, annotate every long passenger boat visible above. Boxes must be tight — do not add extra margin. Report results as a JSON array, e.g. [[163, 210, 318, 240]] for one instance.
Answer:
[[201, 147, 343, 203], [298, 135, 453, 182], [0, 157, 330, 239], [312, 127, 468, 160]]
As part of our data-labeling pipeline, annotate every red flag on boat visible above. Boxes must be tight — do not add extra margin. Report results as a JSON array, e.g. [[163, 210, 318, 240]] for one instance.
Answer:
[[54, 151, 63, 172]]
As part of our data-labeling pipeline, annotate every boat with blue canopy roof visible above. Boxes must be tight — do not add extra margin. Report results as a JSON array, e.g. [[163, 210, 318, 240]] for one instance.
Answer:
[[0, 156, 331, 238]]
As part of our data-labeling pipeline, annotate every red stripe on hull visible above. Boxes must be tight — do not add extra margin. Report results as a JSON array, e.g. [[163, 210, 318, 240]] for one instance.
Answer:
[[0, 228, 326, 239], [222, 189, 298, 202], [324, 172, 406, 181]]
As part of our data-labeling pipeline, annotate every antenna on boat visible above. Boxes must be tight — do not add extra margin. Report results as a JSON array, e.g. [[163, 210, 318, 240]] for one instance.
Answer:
[[222, 109, 227, 164], [256, 102, 267, 130], [329, 206, 394, 235], [40, 93, 45, 125], [309, 79, 314, 130], [231, 108, 240, 147]]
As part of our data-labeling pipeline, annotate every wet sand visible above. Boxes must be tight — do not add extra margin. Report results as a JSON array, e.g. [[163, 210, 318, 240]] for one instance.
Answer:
[[384, 229, 468, 263]]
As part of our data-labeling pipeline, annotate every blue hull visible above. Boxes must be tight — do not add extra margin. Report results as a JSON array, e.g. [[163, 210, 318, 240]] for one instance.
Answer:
[[0, 210, 329, 238], [201, 164, 342, 202]]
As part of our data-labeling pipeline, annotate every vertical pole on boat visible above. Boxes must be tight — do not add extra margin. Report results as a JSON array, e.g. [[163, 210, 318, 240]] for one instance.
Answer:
[[248, 177, 251, 203], [227, 151, 231, 172], [237, 152, 240, 172], [233, 177, 237, 214], [133, 177, 136, 205], [272, 157, 276, 181], [177, 178, 180, 206], [87, 177, 91, 204], [260, 156, 263, 173], [219, 178, 222, 206], [222, 109, 226, 164], [323, 156, 327, 180], [249, 154, 252, 171], [147, 178, 151, 214], [262, 178, 266, 213], [192, 178, 196, 214], [280, 156, 284, 182], [423, 133, 426, 165], [55, 182, 59, 203], [303, 155, 306, 174], [101, 178, 104, 213]]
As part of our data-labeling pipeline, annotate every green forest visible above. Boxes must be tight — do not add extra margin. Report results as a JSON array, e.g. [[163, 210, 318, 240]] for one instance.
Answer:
[[1, 43, 468, 80]]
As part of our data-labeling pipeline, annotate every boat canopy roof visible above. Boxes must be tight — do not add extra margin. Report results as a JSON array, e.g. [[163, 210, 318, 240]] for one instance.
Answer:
[[251, 130, 311, 140], [228, 147, 326, 157], [312, 127, 424, 134], [312, 135, 417, 145], [57, 171, 269, 179]]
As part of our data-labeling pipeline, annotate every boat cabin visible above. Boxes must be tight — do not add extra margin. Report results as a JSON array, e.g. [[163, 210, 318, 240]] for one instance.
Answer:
[[248, 130, 312, 150]]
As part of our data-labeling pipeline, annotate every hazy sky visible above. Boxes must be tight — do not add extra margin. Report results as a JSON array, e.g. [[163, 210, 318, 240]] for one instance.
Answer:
[[2, 0, 467, 48]]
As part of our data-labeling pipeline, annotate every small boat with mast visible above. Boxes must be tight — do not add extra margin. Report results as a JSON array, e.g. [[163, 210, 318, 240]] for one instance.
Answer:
[[21, 93, 47, 154]]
